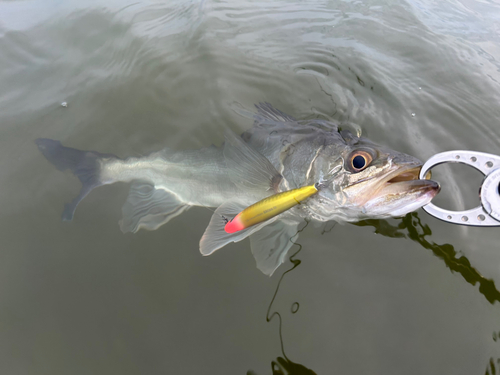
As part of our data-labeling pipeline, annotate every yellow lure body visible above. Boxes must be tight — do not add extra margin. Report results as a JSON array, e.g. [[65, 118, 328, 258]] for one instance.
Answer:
[[224, 184, 318, 233]]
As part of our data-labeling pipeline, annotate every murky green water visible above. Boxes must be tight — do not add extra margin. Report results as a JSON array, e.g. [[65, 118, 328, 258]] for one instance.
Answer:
[[1, 0, 500, 374]]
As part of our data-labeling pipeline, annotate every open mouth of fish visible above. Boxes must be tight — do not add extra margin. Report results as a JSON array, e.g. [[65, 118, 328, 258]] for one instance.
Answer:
[[387, 166, 431, 183], [376, 165, 440, 198]]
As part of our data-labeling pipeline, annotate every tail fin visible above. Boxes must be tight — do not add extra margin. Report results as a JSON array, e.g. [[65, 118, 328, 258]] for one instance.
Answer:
[[35, 138, 115, 221]]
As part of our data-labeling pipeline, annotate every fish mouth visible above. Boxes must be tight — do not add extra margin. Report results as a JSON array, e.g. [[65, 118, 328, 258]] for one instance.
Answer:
[[374, 165, 440, 199], [386, 166, 431, 183], [358, 164, 441, 216]]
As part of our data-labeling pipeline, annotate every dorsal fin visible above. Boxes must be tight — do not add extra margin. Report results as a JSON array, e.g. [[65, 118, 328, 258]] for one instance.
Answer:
[[254, 102, 297, 123], [223, 130, 282, 193]]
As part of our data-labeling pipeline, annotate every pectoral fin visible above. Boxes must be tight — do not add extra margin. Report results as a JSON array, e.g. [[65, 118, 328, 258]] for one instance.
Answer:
[[119, 182, 189, 233], [200, 200, 277, 256], [249, 219, 300, 276], [223, 130, 282, 193]]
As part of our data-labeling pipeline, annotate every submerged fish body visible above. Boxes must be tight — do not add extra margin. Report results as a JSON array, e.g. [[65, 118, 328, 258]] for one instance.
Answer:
[[36, 103, 439, 276]]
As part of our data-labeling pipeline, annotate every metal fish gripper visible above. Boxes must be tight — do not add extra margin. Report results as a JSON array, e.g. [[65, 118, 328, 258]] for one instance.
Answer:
[[419, 150, 500, 226]]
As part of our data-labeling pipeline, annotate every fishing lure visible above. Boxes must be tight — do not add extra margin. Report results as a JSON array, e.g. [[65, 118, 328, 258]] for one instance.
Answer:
[[224, 184, 319, 233]]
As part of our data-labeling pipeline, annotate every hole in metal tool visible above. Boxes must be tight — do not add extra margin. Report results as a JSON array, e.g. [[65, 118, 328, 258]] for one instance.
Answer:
[[430, 163, 483, 211]]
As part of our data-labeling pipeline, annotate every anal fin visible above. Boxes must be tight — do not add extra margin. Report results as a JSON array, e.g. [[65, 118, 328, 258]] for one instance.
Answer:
[[119, 182, 189, 233]]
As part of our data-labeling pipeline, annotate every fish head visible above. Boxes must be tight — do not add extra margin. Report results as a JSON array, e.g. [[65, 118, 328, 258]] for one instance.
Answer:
[[308, 130, 440, 221]]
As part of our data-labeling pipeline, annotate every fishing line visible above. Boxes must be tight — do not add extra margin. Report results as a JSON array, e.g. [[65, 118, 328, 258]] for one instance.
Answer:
[[196, 202, 231, 224], [321, 221, 337, 235], [265, 218, 310, 362]]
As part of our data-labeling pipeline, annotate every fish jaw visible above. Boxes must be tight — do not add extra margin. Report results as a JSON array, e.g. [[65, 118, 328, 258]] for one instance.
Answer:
[[361, 178, 440, 218], [357, 162, 441, 217]]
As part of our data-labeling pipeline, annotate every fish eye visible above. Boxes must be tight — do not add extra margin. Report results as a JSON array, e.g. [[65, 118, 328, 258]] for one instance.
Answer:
[[353, 155, 365, 169], [349, 150, 373, 172]]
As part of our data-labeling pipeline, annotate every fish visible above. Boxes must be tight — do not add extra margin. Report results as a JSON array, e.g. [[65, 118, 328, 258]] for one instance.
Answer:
[[36, 102, 440, 276]]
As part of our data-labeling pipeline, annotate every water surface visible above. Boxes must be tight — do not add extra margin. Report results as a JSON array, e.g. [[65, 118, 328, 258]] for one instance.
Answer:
[[1, 0, 500, 374]]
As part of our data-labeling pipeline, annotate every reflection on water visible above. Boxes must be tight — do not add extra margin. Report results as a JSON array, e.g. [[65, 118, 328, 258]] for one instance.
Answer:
[[486, 330, 500, 375], [269, 358, 317, 375], [248, 221, 318, 375], [247, 357, 317, 375], [250, 212, 500, 374], [486, 357, 500, 375], [354, 212, 500, 305]]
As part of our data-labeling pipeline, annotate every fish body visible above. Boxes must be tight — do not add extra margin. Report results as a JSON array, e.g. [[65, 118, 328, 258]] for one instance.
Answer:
[[36, 103, 439, 275]]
